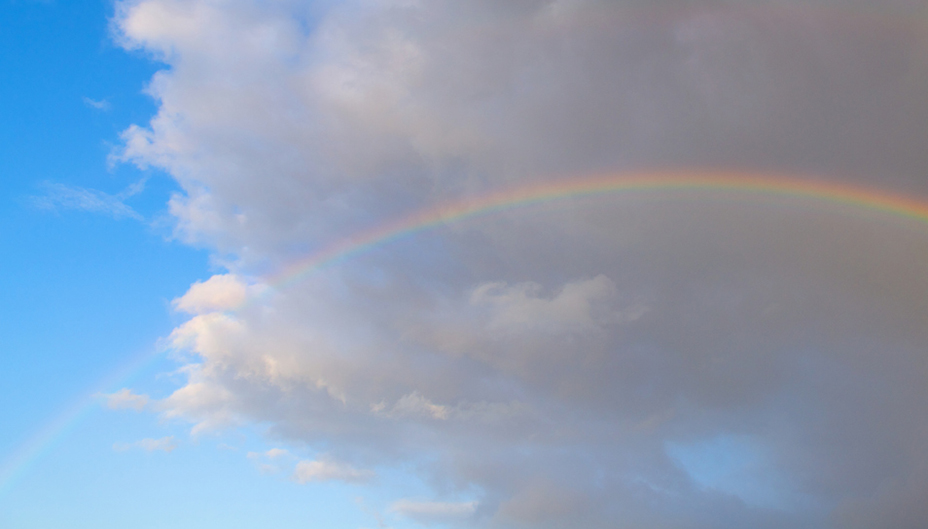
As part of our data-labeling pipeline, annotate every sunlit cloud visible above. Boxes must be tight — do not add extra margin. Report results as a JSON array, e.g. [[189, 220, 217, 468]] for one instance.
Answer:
[[293, 457, 374, 484], [110, 0, 928, 526], [102, 388, 150, 412]]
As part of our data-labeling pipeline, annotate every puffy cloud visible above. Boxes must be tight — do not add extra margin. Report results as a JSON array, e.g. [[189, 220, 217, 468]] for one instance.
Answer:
[[103, 388, 150, 411], [264, 447, 290, 459], [172, 274, 262, 314], [293, 457, 374, 484], [114, 0, 928, 527]]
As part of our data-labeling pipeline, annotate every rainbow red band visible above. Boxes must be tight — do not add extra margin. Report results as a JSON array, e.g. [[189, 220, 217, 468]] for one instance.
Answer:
[[268, 171, 928, 293], [6, 170, 928, 496]]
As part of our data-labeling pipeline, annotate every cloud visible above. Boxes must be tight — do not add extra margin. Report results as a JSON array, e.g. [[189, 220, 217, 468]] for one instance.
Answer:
[[264, 447, 290, 459], [103, 388, 150, 411], [83, 97, 111, 111], [293, 457, 374, 484], [247, 447, 290, 459], [114, 0, 928, 527], [390, 500, 478, 525], [30, 181, 144, 220], [172, 274, 262, 314], [387, 392, 450, 421], [113, 436, 178, 453], [246, 447, 292, 473]]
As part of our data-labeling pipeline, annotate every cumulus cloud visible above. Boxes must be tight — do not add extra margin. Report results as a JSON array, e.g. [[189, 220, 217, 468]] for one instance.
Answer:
[[114, 436, 178, 453], [113, 0, 928, 527], [172, 274, 262, 314], [293, 457, 374, 484], [103, 388, 150, 411]]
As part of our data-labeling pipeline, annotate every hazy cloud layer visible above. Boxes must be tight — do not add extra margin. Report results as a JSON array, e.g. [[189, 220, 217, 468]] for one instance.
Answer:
[[115, 0, 928, 527], [114, 436, 178, 453], [31, 181, 144, 220], [391, 500, 478, 525]]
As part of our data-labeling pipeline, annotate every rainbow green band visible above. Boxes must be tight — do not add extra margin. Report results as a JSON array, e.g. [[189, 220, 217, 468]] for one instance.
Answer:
[[6, 170, 928, 496], [269, 171, 928, 292]]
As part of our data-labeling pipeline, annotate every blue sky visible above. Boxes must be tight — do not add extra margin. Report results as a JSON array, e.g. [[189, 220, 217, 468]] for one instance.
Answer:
[[0, 1, 364, 527], [0, 4, 466, 527], [5, 1, 928, 528]]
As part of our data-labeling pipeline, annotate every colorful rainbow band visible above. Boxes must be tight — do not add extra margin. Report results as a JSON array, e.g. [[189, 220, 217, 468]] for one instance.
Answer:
[[6, 170, 928, 497], [269, 171, 928, 291]]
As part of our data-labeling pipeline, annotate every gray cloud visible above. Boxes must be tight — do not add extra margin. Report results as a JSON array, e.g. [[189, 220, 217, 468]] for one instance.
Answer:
[[391, 499, 478, 525], [115, 0, 928, 527]]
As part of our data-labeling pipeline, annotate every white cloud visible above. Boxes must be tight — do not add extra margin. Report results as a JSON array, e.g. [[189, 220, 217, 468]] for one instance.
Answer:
[[246, 448, 292, 474], [293, 457, 374, 484], [114, 436, 178, 453], [82, 96, 111, 111], [30, 182, 143, 220], [247, 448, 290, 459], [172, 274, 261, 314], [103, 388, 150, 411], [114, 0, 928, 526], [265, 447, 290, 459]]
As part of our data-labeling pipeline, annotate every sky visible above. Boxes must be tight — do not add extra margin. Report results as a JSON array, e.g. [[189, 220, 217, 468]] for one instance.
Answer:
[[4, 0, 928, 528]]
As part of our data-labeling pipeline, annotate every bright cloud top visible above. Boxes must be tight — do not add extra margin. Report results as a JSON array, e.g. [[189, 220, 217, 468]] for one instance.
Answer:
[[293, 457, 374, 484], [112, 0, 928, 527]]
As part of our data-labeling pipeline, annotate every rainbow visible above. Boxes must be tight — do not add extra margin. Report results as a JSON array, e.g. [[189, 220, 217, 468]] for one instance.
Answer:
[[5, 170, 928, 497], [268, 171, 928, 291], [0, 347, 159, 498]]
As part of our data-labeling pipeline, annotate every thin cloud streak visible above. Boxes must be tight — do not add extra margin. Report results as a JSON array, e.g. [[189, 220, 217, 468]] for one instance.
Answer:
[[30, 180, 146, 220], [82, 96, 111, 111], [113, 436, 177, 453]]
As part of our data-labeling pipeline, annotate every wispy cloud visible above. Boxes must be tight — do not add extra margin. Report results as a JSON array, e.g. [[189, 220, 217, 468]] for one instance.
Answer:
[[246, 448, 293, 474], [82, 97, 111, 111], [30, 179, 146, 220], [113, 436, 177, 453], [102, 388, 150, 411], [249, 448, 289, 459]]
